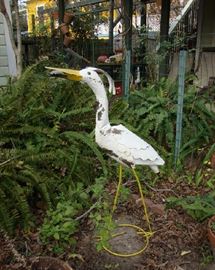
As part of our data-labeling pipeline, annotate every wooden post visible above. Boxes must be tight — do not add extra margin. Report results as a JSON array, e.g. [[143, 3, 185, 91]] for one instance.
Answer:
[[194, 0, 203, 72], [58, 0, 65, 24], [24, 43, 29, 66], [159, 0, 170, 78], [122, 0, 133, 52], [174, 50, 187, 167], [140, 0, 146, 27], [109, 0, 114, 55]]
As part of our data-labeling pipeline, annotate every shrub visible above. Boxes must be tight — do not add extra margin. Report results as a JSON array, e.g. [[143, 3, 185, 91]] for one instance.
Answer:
[[0, 63, 107, 233]]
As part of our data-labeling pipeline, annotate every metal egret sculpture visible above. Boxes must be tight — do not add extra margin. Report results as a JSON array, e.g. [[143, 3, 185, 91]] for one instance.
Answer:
[[47, 66, 165, 257]]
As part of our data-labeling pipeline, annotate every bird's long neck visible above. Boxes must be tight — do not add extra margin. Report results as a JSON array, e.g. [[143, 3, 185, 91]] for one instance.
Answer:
[[85, 75, 111, 130], [95, 95, 110, 129]]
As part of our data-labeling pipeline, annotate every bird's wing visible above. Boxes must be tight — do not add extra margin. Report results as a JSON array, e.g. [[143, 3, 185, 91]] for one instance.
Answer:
[[97, 124, 164, 166]]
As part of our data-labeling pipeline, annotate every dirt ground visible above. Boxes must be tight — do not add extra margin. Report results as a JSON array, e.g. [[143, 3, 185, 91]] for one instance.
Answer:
[[1, 180, 215, 270], [70, 202, 208, 270]]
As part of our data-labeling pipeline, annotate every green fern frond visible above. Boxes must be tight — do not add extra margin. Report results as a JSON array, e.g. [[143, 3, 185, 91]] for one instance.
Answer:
[[62, 131, 107, 177]]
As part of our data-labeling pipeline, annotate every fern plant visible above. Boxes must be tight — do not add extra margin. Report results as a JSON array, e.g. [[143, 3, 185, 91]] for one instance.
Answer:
[[0, 63, 107, 233], [1, 61, 214, 234], [166, 192, 215, 222], [111, 78, 215, 169]]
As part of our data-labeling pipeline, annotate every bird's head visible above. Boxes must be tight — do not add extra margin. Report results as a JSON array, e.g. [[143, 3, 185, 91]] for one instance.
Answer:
[[46, 66, 116, 95]]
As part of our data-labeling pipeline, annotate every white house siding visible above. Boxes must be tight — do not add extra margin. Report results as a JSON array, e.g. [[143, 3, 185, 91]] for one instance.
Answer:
[[0, 13, 9, 86], [0, 1, 17, 86]]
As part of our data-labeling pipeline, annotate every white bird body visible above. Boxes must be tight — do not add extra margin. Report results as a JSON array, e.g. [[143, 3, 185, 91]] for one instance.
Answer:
[[95, 124, 164, 172], [47, 66, 165, 173]]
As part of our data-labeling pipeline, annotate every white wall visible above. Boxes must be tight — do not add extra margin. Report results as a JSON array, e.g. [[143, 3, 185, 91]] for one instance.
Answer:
[[0, 1, 17, 85], [0, 13, 9, 85]]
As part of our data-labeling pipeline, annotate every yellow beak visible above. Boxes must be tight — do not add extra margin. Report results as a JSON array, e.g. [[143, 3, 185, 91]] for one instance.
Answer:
[[46, 67, 82, 81]]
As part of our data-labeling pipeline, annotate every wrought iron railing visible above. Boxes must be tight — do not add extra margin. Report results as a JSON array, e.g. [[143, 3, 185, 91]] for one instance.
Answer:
[[169, 0, 199, 49]]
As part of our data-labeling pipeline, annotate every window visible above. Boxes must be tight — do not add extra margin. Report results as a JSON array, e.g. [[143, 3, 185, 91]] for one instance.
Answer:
[[37, 5, 44, 16]]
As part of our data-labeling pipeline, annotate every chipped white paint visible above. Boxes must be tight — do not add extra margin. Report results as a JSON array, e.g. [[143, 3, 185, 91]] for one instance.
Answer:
[[47, 66, 165, 173], [81, 68, 164, 172]]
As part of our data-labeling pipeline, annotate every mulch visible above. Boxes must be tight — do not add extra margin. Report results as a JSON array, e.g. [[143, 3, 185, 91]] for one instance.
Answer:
[[0, 180, 213, 270]]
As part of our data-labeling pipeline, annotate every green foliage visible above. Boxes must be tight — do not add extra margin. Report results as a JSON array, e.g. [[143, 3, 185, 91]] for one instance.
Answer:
[[72, 12, 103, 41], [95, 215, 116, 252], [40, 194, 79, 254], [90, 184, 130, 252], [40, 176, 109, 253], [200, 244, 214, 267], [89, 181, 130, 252], [1, 59, 214, 241], [184, 143, 215, 187], [90, 200, 116, 252], [128, 79, 176, 152], [166, 192, 215, 222], [110, 79, 215, 170], [210, 220, 215, 233], [0, 62, 107, 234], [88, 176, 114, 251], [119, 186, 131, 203], [70, 3, 108, 58], [135, 25, 186, 82]]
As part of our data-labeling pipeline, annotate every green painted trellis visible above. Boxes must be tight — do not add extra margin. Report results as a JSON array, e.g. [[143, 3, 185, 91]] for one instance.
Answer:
[[174, 50, 187, 167], [122, 50, 131, 100], [66, 0, 134, 100]]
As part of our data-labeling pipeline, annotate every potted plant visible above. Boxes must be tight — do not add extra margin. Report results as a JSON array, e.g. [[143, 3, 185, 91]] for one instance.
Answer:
[[208, 215, 215, 255], [52, 11, 58, 20], [59, 23, 69, 35], [63, 33, 73, 47], [64, 12, 74, 24]]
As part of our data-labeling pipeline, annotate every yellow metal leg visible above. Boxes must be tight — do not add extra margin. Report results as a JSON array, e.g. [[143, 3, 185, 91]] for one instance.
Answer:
[[132, 168, 153, 236], [101, 165, 154, 257], [112, 164, 123, 213]]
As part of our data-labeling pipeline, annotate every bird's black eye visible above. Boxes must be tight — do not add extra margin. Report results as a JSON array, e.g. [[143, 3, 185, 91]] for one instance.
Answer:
[[87, 72, 91, 75]]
